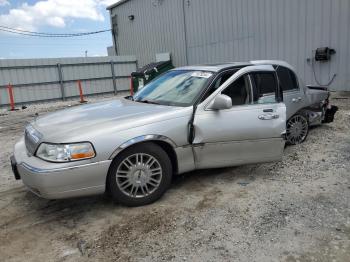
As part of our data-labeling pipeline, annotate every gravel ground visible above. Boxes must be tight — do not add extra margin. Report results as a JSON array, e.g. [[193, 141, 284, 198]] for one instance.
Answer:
[[0, 93, 349, 262]]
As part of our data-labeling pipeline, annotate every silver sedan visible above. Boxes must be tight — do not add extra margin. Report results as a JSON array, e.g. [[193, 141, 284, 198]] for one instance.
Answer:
[[11, 61, 336, 206]]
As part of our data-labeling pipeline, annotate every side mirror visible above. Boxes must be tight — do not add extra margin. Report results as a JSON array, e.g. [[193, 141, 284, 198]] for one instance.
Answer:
[[209, 94, 232, 110]]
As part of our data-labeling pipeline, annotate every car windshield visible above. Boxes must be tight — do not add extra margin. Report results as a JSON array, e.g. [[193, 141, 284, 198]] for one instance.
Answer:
[[133, 70, 213, 107]]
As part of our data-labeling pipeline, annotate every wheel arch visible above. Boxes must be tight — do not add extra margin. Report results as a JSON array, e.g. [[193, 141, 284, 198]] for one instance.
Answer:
[[108, 135, 179, 174], [105, 135, 178, 194], [288, 108, 309, 122]]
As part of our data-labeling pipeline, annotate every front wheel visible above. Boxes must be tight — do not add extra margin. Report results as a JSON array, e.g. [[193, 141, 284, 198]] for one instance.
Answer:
[[286, 114, 309, 145], [107, 143, 172, 207]]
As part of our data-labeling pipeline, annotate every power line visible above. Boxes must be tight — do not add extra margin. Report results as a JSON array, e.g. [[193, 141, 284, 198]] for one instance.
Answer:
[[0, 42, 110, 46], [0, 27, 111, 37], [0, 25, 111, 37], [0, 36, 111, 41]]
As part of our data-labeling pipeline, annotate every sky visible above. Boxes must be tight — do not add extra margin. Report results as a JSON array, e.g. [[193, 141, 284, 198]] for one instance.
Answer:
[[0, 0, 120, 59]]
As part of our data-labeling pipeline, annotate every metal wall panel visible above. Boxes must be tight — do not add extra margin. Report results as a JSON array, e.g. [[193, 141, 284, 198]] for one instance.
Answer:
[[115, 78, 130, 91], [63, 79, 114, 98], [111, 0, 350, 91], [110, 0, 187, 67], [0, 56, 137, 106], [12, 84, 62, 103], [62, 64, 112, 81]]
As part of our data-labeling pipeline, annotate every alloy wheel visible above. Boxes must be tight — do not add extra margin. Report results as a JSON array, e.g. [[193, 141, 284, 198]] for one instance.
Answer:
[[116, 153, 163, 198], [286, 114, 309, 144]]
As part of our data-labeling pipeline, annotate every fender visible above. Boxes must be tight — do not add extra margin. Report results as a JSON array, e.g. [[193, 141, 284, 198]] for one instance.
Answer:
[[108, 134, 177, 160]]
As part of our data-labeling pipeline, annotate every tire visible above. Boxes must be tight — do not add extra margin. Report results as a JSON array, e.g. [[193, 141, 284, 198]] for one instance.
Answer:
[[107, 142, 172, 207], [286, 114, 309, 145]]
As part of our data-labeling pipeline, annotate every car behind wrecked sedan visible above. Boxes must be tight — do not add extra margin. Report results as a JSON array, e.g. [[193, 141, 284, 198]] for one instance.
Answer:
[[11, 61, 337, 206]]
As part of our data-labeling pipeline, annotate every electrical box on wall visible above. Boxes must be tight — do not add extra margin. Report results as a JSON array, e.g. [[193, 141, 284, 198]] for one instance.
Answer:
[[315, 47, 336, 61]]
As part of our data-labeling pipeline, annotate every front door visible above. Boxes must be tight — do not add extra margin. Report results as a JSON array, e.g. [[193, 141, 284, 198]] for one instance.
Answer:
[[193, 65, 286, 169]]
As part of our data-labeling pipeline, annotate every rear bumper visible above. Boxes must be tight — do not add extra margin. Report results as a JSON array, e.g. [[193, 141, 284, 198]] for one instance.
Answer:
[[323, 105, 338, 123], [12, 138, 111, 199]]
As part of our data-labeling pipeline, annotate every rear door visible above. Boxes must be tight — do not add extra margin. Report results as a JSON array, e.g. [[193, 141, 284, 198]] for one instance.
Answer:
[[193, 65, 286, 169], [274, 66, 306, 119]]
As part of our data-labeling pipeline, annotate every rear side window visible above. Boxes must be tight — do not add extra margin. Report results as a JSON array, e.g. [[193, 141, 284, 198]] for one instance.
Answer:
[[251, 72, 277, 95], [276, 66, 298, 91], [250, 72, 278, 104]]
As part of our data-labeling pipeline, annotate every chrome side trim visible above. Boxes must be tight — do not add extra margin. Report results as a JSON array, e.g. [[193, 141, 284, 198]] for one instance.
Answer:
[[109, 135, 177, 159], [20, 160, 112, 174]]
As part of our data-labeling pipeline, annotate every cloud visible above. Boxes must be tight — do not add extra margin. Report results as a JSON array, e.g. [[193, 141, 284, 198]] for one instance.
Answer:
[[98, 0, 121, 6], [0, 0, 10, 7], [0, 0, 117, 31]]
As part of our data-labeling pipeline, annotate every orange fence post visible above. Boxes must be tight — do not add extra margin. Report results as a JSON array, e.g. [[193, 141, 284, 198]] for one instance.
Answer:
[[7, 83, 15, 111], [77, 80, 86, 103], [130, 76, 134, 96]]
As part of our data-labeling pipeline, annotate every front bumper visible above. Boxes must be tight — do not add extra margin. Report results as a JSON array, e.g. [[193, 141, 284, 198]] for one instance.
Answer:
[[12, 138, 112, 199], [10, 155, 21, 180]]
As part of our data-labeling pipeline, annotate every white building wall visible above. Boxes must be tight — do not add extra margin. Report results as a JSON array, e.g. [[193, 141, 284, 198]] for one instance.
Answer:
[[110, 0, 350, 91]]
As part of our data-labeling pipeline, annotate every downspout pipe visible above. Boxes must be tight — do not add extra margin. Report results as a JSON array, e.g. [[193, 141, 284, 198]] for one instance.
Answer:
[[109, 10, 118, 56], [182, 0, 189, 65]]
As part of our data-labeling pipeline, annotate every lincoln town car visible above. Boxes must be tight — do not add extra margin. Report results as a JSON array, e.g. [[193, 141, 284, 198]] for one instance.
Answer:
[[11, 61, 336, 206]]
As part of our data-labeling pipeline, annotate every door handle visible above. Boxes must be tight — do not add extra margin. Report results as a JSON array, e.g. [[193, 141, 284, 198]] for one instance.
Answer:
[[263, 109, 274, 113], [258, 114, 279, 120], [292, 97, 302, 103]]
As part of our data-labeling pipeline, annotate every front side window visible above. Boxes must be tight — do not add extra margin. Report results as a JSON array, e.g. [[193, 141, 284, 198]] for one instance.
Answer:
[[222, 75, 251, 106], [201, 70, 239, 102], [276, 66, 298, 91], [134, 70, 213, 107], [251, 72, 278, 104]]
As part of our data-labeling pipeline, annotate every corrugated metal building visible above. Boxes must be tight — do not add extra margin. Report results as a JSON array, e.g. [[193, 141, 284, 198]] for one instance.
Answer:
[[107, 0, 350, 91]]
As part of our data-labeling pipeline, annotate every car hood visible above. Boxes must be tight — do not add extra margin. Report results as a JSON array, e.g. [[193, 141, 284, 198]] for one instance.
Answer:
[[31, 98, 191, 142]]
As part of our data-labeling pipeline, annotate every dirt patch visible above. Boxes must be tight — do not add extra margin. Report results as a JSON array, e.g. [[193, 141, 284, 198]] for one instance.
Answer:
[[196, 188, 222, 210], [89, 208, 176, 261]]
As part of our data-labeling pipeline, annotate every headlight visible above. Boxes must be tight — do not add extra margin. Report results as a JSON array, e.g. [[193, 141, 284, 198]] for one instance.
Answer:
[[36, 142, 96, 162]]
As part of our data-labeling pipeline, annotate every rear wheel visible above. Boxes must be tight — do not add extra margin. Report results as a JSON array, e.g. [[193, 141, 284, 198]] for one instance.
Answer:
[[286, 114, 309, 145], [107, 143, 172, 207]]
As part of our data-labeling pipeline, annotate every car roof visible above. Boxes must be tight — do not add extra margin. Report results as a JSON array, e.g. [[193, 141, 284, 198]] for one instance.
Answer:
[[174, 60, 295, 73], [175, 62, 250, 72]]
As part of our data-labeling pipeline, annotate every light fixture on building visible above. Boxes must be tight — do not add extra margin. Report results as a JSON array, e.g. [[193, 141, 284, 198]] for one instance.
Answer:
[[128, 15, 135, 21]]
